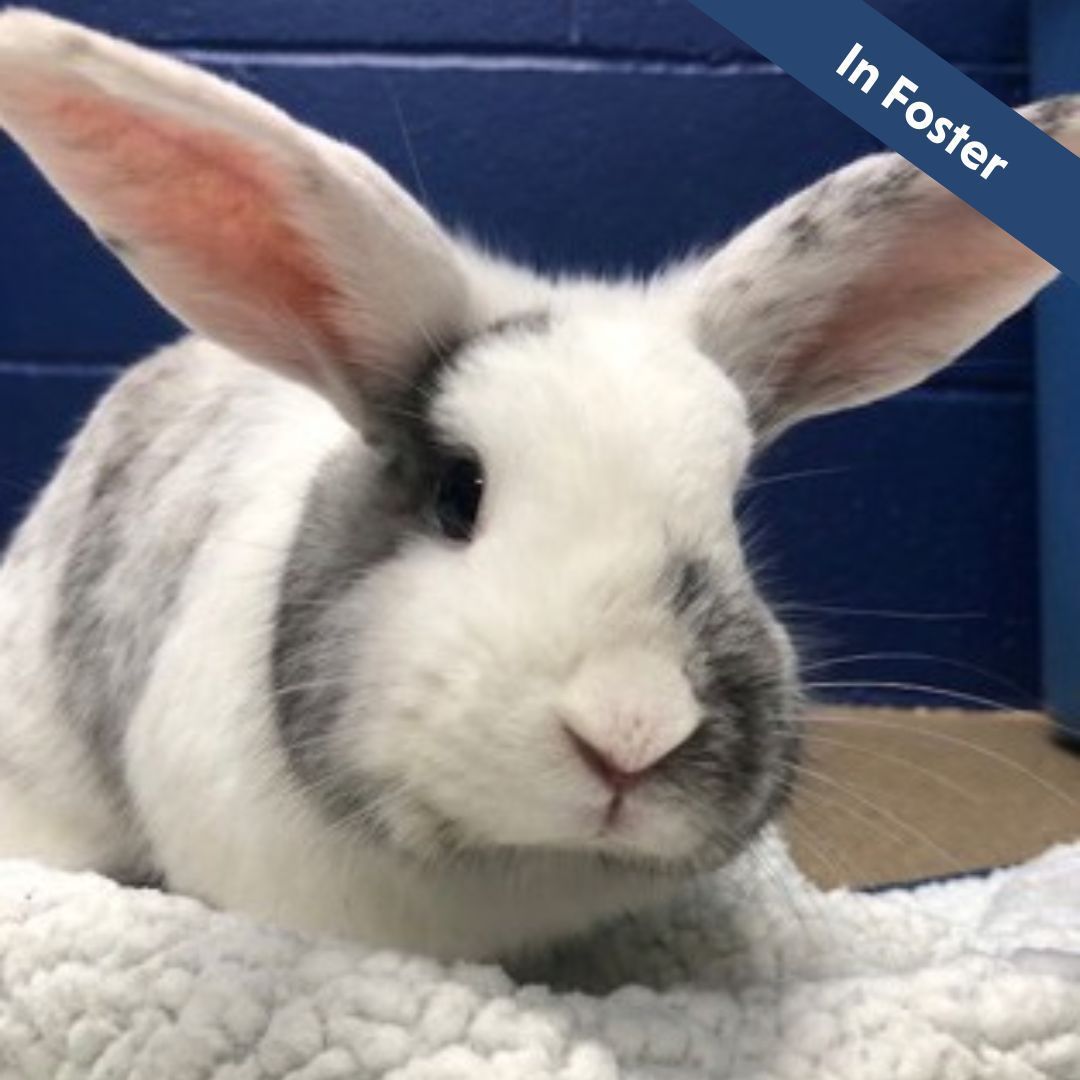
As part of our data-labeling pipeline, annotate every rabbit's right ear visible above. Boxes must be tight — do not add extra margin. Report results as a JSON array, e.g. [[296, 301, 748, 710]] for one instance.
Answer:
[[685, 96, 1080, 438], [0, 10, 468, 428]]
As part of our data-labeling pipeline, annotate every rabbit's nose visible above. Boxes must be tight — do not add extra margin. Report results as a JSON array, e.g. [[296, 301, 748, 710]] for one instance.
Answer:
[[558, 648, 700, 792], [562, 722, 680, 792]]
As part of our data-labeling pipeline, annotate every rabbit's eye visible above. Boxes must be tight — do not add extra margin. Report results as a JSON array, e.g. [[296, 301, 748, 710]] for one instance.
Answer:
[[432, 453, 484, 542]]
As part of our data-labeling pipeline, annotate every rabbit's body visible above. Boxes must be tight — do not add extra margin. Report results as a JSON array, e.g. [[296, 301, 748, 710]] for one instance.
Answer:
[[0, 340, 329, 879], [0, 9, 1076, 961]]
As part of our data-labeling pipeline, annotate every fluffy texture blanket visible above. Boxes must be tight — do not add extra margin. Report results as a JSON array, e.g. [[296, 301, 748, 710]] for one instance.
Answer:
[[0, 832, 1078, 1079]]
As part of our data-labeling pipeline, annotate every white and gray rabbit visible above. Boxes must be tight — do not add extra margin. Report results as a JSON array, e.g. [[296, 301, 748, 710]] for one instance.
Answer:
[[0, 9, 1074, 960]]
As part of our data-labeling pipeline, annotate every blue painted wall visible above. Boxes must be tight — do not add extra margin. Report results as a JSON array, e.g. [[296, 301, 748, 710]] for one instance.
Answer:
[[1032, 0, 1080, 737], [0, 1, 1038, 709]]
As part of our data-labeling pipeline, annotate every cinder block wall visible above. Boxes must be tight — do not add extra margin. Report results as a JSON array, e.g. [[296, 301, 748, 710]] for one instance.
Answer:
[[0, 1, 1035, 707]]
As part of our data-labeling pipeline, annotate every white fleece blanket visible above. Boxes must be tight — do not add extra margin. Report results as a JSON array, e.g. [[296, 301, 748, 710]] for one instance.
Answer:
[[0, 832, 1078, 1080]]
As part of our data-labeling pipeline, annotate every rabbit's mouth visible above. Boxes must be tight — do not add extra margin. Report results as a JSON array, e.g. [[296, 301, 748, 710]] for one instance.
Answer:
[[372, 756, 797, 883]]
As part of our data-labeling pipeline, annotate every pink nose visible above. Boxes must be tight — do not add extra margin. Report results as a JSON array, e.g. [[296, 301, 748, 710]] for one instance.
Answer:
[[563, 725, 655, 792]]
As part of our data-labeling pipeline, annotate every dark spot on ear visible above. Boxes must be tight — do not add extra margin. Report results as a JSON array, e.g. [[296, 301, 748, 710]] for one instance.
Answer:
[[297, 163, 326, 195], [730, 276, 753, 295], [99, 232, 133, 258], [851, 162, 920, 218], [58, 31, 92, 60], [786, 212, 824, 253], [1031, 95, 1078, 135], [753, 297, 784, 321]]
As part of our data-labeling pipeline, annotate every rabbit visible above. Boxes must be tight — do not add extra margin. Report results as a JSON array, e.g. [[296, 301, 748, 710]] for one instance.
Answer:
[[0, 9, 1074, 962]]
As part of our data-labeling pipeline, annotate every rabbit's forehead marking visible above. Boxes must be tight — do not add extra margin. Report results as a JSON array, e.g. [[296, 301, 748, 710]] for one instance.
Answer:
[[363, 309, 551, 458]]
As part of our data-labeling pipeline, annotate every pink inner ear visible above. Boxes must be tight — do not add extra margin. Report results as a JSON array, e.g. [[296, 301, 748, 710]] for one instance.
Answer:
[[11, 71, 347, 358]]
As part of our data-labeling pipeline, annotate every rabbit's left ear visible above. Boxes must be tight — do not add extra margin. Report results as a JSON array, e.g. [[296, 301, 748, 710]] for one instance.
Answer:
[[687, 98, 1080, 437], [0, 9, 469, 427]]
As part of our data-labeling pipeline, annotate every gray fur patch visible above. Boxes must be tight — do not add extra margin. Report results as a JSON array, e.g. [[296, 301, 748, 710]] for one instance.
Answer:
[[271, 443, 422, 828], [99, 232, 133, 258], [850, 161, 920, 218], [785, 211, 824, 253], [362, 310, 550, 453], [53, 360, 229, 807], [1030, 95, 1079, 136], [664, 562, 801, 855]]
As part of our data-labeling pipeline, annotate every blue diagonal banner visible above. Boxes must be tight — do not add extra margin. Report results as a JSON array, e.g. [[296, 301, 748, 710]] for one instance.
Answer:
[[686, 0, 1080, 284]]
